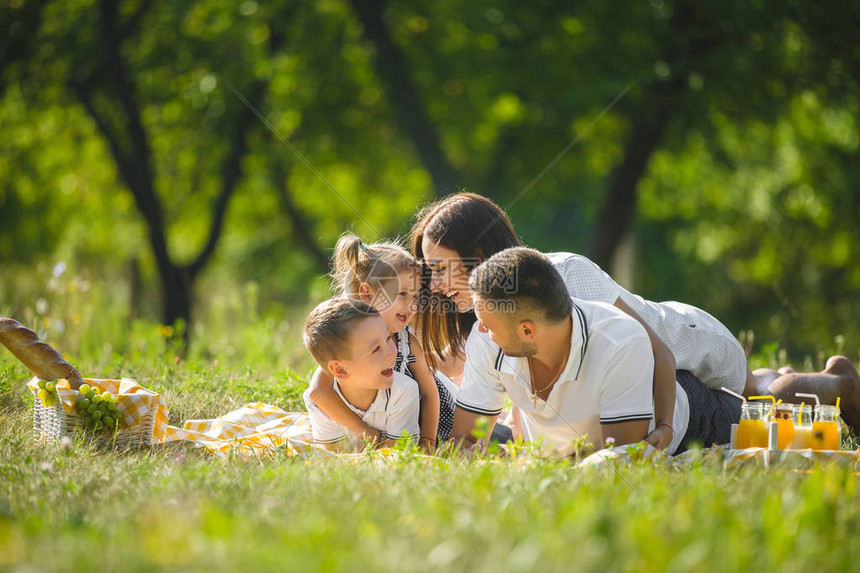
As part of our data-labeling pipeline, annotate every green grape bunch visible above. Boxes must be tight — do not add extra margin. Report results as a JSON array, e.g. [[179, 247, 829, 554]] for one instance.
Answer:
[[35, 378, 59, 407], [73, 384, 121, 433]]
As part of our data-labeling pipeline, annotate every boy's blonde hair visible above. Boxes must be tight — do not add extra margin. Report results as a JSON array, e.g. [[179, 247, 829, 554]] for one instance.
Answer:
[[331, 234, 418, 297], [303, 298, 378, 374]]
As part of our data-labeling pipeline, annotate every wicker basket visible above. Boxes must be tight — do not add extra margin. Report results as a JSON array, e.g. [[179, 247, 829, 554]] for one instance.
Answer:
[[32, 388, 157, 448]]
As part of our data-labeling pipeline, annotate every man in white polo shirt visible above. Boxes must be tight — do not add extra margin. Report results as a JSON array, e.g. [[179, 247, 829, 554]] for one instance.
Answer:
[[452, 247, 741, 456]]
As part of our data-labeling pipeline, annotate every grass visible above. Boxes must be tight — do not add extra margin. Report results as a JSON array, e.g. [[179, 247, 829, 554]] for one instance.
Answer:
[[2, 278, 860, 571]]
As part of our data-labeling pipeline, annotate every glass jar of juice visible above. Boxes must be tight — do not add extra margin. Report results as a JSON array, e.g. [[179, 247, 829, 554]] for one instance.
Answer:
[[811, 404, 842, 451], [736, 402, 770, 448], [790, 404, 813, 449], [772, 403, 795, 450]]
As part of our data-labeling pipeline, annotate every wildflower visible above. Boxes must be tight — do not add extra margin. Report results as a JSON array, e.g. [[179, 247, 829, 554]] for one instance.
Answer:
[[169, 450, 187, 465], [60, 436, 73, 452], [604, 437, 616, 448], [53, 262, 67, 277], [157, 324, 174, 338], [39, 461, 53, 473]]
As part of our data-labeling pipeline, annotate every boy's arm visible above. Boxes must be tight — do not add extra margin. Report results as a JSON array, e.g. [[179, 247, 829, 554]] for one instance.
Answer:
[[307, 367, 381, 443], [321, 438, 353, 453], [408, 331, 440, 447], [613, 297, 676, 450]]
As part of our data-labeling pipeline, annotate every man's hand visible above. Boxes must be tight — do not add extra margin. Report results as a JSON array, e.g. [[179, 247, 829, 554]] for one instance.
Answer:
[[360, 428, 384, 448], [644, 425, 673, 450]]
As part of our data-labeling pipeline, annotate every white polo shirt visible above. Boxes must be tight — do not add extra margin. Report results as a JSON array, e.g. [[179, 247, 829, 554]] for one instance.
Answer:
[[303, 371, 420, 449], [547, 252, 748, 394], [456, 298, 690, 455]]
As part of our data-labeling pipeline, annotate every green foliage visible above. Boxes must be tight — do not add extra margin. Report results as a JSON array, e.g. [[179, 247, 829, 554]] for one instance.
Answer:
[[3, 404, 860, 571], [1, 0, 859, 356]]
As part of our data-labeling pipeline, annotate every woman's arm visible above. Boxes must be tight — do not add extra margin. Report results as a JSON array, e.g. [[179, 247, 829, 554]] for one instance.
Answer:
[[408, 331, 441, 448], [613, 297, 676, 450], [307, 366, 380, 443]]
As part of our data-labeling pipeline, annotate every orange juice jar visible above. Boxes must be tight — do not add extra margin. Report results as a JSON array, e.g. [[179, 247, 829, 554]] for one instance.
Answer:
[[811, 404, 842, 451], [772, 404, 795, 450], [736, 402, 769, 449], [790, 404, 813, 449]]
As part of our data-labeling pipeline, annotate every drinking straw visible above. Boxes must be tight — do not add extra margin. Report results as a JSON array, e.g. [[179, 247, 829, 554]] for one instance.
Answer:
[[836, 397, 841, 409], [721, 387, 746, 402], [798, 402, 805, 424], [749, 395, 776, 403], [795, 392, 821, 406]]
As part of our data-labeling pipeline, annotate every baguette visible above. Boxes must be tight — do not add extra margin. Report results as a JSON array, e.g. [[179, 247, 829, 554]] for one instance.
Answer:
[[0, 317, 84, 388]]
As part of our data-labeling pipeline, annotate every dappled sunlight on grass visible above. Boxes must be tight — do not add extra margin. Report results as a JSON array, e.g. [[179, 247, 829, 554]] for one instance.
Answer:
[[2, 282, 860, 571]]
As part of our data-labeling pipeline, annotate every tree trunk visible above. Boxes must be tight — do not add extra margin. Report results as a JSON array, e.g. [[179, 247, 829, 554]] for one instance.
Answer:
[[591, 84, 679, 271], [350, 0, 458, 195], [271, 161, 329, 273], [0, 0, 50, 98], [72, 0, 268, 344], [160, 264, 192, 331]]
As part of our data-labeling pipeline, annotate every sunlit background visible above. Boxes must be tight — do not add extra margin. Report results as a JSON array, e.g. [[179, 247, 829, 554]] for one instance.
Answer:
[[2, 0, 858, 370]]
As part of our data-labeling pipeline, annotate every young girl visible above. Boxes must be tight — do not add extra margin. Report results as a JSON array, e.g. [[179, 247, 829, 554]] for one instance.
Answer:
[[306, 234, 456, 447]]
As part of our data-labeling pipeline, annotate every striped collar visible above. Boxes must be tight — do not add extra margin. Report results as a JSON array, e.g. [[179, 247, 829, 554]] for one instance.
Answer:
[[493, 302, 589, 387], [332, 380, 391, 415]]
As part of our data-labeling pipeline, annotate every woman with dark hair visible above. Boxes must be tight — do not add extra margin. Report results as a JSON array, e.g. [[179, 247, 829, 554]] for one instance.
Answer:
[[409, 192, 860, 448]]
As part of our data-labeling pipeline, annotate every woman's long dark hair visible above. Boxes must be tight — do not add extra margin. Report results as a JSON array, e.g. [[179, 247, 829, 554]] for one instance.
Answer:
[[409, 192, 522, 367]]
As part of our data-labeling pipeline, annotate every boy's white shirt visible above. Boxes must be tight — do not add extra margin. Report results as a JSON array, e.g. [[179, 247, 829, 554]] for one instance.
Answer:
[[303, 371, 420, 448]]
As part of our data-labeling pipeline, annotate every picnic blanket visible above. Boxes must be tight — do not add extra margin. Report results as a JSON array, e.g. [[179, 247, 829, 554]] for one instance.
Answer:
[[30, 378, 860, 466], [163, 402, 326, 457], [160, 400, 860, 469]]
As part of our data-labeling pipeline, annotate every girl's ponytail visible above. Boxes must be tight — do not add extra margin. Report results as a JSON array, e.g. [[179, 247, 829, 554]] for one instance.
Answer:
[[329, 234, 418, 298], [331, 234, 365, 296]]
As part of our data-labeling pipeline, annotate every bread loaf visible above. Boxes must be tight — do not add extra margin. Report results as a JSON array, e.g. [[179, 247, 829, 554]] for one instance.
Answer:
[[0, 317, 84, 388]]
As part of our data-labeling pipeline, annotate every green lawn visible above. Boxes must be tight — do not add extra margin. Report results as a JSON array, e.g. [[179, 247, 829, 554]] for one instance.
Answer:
[[1, 307, 860, 572]]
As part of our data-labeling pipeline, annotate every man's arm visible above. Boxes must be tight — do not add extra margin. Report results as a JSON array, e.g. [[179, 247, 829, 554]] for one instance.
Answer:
[[601, 419, 651, 447], [450, 333, 507, 448], [597, 327, 655, 447], [613, 297, 676, 450], [451, 408, 497, 447]]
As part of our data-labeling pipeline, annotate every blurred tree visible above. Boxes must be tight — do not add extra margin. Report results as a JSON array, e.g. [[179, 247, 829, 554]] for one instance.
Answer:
[[351, 0, 459, 196], [1, 0, 858, 358], [66, 0, 272, 336]]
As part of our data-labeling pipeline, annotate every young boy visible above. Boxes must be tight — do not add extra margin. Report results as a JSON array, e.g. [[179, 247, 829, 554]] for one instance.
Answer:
[[302, 298, 420, 452]]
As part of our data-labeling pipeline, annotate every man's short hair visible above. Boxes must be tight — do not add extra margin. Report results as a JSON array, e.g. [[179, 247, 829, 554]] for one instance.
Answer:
[[469, 247, 572, 322], [303, 298, 379, 372]]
